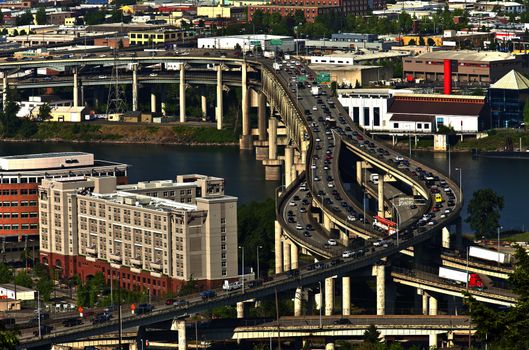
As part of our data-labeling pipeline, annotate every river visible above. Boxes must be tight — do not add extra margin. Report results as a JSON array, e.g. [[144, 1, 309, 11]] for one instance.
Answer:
[[0, 142, 526, 233]]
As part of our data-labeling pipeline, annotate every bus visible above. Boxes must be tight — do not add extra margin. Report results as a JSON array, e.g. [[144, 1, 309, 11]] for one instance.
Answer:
[[434, 193, 443, 203], [373, 215, 397, 235]]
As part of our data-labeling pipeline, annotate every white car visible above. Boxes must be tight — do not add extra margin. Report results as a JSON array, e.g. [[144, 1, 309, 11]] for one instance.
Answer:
[[314, 176, 320, 181], [311, 164, 317, 169], [289, 202, 297, 207], [300, 207, 307, 213], [315, 138, 321, 142], [373, 239, 386, 247], [327, 239, 337, 246], [312, 106, 318, 111], [395, 156, 404, 161], [327, 182, 335, 188], [342, 250, 354, 258], [149, 73, 158, 77], [98, 75, 108, 79], [296, 224, 303, 230], [347, 215, 356, 222]]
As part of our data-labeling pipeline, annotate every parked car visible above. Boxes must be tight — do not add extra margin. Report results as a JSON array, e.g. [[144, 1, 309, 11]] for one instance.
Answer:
[[200, 290, 216, 300], [135, 303, 154, 315], [63, 317, 83, 327]]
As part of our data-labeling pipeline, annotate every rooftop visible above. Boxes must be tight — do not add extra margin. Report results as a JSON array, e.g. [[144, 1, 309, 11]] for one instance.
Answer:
[[414, 50, 517, 62], [490, 69, 529, 90], [0, 151, 88, 160], [388, 94, 486, 116]]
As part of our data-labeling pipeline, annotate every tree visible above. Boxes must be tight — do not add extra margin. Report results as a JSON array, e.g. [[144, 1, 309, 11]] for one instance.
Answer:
[[38, 103, 52, 121], [523, 99, 529, 129], [14, 271, 33, 288], [363, 324, 382, 344], [330, 81, 337, 96], [15, 10, 33, 26], [418, 36, 425, 45], [36, 277, 54, 302], [84, 9, 106, 26], [427, 38, 436, 46], [408, 38, 416, 45], [0, 263, 13, 283], [35, 7, 47, 25], [465, 188, 504, 238], [0, 325, 18, 350]]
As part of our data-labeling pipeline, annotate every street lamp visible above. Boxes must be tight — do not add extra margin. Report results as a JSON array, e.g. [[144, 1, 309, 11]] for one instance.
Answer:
[[466, 246, 469, 292], [257, 245, 263, 280], [497, 226, 503, 266], [455, 167, 463, 201], [239, 246, 245, 293], [318, 281, 322, 329]]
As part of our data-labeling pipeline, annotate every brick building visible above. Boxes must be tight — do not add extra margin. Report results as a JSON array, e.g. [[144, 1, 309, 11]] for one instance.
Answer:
[[38, 175, 238, 295]]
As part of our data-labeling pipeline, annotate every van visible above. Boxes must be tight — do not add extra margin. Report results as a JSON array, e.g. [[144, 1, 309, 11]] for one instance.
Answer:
[[370, 173, 379, 184], [434, 193, 443, 203]]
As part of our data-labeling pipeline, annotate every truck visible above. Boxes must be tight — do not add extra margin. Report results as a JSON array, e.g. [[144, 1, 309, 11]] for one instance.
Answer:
[[199, 290, 216, 299], [311, 86, 320, 96], [370, 173, 379, 184], [165, 62, 183, 71], [469, 246, 512, 265], [272, 62, 281, 71], [222, 280, 242, 291], [438, 267, 486, 290]]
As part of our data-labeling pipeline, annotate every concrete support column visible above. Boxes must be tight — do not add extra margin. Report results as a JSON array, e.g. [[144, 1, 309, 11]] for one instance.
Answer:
[[294, 287, 302, 317], [283, 238, 291, 271], [80, 85, 85, 106], [176, 320, 186, 350], [300, 141, 308, 165], [342, 276, 351, 316], [161, 102, 167, 117], [429, 333, 438, 348], [240, 63, 250, 144], [258, 92, 267, 141], [323, 212, 332, 231], [356, 161, 363, 185], [290, 242, 299, 270], [268, 118, 277, 160], [372, 264, 385, 315], [377, 176, 385, 217], [422, 293, 429, 315], [179, 65, 186, 123], [132, 64, 138, 111], [216, 65, 223, 130], [324, 277, 334, 316], [429, 295, 438, 316], [442, 227, 450, 249], [2, 74, 6, 111], [274, 221, 283, 274], [151, 93, 156, 113], [325, 341, 335, 350], [236, 302, 245, 319], [447, 331, 454, 347], [73, 69, 79, 108], [285, 146, 294, 186], [201, 95, 207, 121]]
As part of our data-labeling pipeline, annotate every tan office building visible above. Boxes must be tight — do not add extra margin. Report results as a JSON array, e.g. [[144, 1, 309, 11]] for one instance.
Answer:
[[39, 175, 238, 295]]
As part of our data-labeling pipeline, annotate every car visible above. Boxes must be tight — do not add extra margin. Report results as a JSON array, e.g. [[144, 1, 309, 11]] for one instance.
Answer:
[[334, 318, 351, 325], [299, 207, 307, 213], [63, 317, 83, 327], [327, 239, 337, 246], [200, 290, 216, 299], [296, 224, 303, 230], [173, 300, 189, 307], [312, 106, 318, 111], [303, 231, 312, 237], [347, 215, 356, 222], [342, 250, 354, 258], [311, 164, 317, 169], [92, 312, 112, 324], [286, 269, 300, 277], [373, 239, 386, 247], [149, 73, 158, 77], [98, 75, 108, 79], [33, 324, 53, 336], [289, 201, 297, 207], [314, 176, 320, 181], [43, 76, 52, 81], [305, 224, 313, 231]]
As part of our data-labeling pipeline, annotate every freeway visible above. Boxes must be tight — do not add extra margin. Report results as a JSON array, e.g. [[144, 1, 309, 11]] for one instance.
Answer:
[[14, 52, 470, 349]]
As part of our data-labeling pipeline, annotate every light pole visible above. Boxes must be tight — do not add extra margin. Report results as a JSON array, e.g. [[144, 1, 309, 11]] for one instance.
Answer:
[[390, 197, 401, 246], [497, 226, 503, 266], [455, 167, 463, 201], [448, 143, 451, 179], [257, 245, 263, 280], [239, 246, 245, 293], [37, 289, 41, 338], [466, 246, 469, 292], [318, 281, 322, 329]]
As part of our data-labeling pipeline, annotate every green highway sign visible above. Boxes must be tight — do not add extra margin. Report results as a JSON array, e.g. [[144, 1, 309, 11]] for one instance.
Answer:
[[270, 39, 283, 46], [250, 40, 261, 45], [296, 75, 307, 82], [316, 72, 331, 83]]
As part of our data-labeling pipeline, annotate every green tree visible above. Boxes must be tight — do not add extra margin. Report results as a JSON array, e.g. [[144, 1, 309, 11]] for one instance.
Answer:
[[330, 81, 337, 96], [0, 325, 18, 350], [465, 188, 504, 238], [178, 275, 198, 296], [35, 7, 47, 25], [523, 99, 529, 129], [363, 324, 382, 344], [0, 263, 13, 283], [418, 36, 425, 45], [84, 9, 106, 25], [38, 103, 52, 121], [14, 271, 33, 288], [36, 277, 54, 302], [427, 38, 436, 46], [15, 10, 33, 26], [408, 38, 417, 45]]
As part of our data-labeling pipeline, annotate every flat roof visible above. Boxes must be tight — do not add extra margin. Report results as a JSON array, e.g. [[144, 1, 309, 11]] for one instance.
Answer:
[[309, 63, 381, 71], [0, 151, 88, 160], [413, 50, 517, 62]]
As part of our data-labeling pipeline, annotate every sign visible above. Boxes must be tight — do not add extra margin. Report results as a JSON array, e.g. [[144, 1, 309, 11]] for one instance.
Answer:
[[131, 303, 135, 315], [249, 40, 261, 46], [316, 72, 331, 83], [270, 39, 283, 46], [296, 75, 307, 82], [78, 306, 83, 318]]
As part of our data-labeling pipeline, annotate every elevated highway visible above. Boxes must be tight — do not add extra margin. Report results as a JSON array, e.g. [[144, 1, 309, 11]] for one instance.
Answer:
[[441, 253, 512, 280], [4, 52, 488, 350]]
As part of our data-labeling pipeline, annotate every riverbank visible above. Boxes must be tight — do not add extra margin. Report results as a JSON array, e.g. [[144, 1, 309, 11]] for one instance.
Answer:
[[0, 123, 239, 145]]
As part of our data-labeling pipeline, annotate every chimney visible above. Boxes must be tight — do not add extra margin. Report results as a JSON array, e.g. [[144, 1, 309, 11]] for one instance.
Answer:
[[444, 59, 452, 95]]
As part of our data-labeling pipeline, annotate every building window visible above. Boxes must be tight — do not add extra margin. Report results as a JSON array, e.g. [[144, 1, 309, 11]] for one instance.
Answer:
[[373, 107, 380, 126], [363, 107, 370, 126], [417, 123, 422, 129], [353, 107, 359, 123], [393, 123, 399, 128]]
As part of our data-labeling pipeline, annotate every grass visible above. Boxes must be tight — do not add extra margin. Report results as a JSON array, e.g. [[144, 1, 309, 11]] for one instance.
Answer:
[[503, 232, 529, 242], [172, 125, 238, 143], [456, 129, 529, 151]]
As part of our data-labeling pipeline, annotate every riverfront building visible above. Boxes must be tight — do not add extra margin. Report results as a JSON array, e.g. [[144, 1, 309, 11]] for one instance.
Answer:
[[38, 174, 238, 295], [0, 152, 128, 244]]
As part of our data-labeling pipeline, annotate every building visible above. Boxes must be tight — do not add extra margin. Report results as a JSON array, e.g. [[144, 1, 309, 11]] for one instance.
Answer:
[[48, 106, 89, 122], [475, 1, 525, 13], [94, 36, 130, 49], [198, 34, 295, 52], [310, 51, 410, 65], [402, 50, 529, 86], [309, 64, 392, 87], [488, 69, 529, 128], [248, 0, 369, 23], [16, 96, 72, 119], [197, 6, 246, 20], [39, 175, 238, 295], [0, 284, 35, 301], [0, 152, 128, 242], [128, 28, 187, 45], [338, 90, 486, 133]]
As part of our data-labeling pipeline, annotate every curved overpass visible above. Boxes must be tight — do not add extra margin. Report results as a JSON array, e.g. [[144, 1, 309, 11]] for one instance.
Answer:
[[9, 53, 470, 349]]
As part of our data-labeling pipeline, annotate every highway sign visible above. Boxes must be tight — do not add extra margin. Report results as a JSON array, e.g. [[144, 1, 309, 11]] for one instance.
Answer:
[[296, 75, 307, 82], [250, 40, 261, 46], [316, 72, 331, 83], [270, 39, 283, 46]]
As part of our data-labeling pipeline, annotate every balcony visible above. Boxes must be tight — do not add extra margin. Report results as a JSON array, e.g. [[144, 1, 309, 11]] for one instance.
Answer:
[[150, 261, 163, 271], [130, 258, 142, 267], [85, 245, 97, 256], [109, 253, 122, 263]]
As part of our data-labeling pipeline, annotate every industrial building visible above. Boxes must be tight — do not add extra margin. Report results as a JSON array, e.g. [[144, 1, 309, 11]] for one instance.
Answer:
[[488, 69, 529, 128], [402, 50, 529, 86], [0, 152, 128, 241], [197, 34, 295, 52], [38, 174, 238, 295]]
